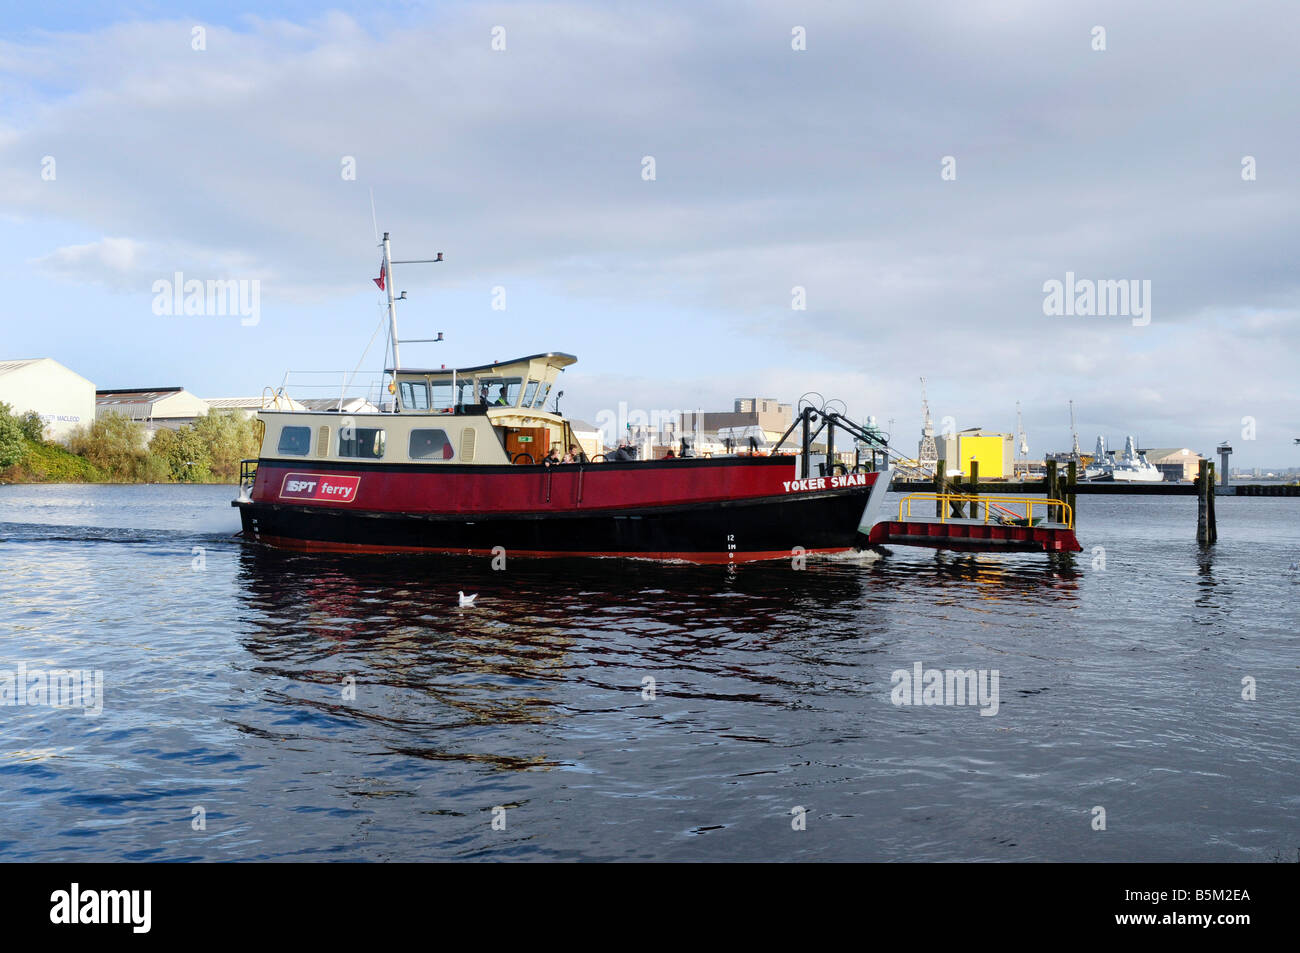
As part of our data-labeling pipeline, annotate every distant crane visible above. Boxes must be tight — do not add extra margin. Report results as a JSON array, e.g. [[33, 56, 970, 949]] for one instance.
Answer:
[[917, 378, 938, 471], [1069, 400, 1082, 463], [1015, 401, 1029, 476]]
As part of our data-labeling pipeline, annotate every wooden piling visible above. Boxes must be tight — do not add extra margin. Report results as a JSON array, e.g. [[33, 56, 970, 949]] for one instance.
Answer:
[[1045, 460, 1059, 523], [1066, 461, 1078, 527], [935, 459, 946, 518], [1197, 459, 1213, 544], [1207, 461, 1218, 544], [968, 460, 980, 521]]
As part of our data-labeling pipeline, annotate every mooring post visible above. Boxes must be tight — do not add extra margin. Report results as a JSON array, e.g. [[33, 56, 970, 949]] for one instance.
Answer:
[[1201, 460, 1211, 543], [935, 458, 946, 518], [1197, 459, 1210, 544], [969, 460, 980, 521], [949, 462, 966, 519], [1046, 460, 1059, 523], [1067, 460, 1077, 528]]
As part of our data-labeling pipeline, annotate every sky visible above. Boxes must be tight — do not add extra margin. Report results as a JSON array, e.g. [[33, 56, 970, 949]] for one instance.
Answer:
[[1, 0, 1297, 467]]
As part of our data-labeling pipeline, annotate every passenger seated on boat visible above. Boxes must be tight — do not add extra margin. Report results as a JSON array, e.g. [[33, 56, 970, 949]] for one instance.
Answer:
[[608, 443, 637, 462], [562, 444, 584, 464], [543, 446, 562, 466]]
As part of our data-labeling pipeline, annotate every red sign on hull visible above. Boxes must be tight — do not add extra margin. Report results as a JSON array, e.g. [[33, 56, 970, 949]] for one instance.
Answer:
[[278, 472, 361, 504]]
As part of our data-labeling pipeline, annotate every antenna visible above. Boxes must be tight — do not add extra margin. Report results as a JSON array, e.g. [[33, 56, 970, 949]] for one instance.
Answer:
[[379, 232, 444, 373]]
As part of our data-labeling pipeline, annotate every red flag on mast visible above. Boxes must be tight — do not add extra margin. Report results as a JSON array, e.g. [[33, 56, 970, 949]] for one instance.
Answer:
[[373, 262, 386, 291]]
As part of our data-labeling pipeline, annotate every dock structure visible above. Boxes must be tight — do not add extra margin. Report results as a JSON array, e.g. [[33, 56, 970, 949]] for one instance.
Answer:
[[1197, 460, 1218, 545], [866, 491, 1082, 554]]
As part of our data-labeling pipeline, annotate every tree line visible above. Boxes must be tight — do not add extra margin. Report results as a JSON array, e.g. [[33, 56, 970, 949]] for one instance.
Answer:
[[0, 401, 261, 482]]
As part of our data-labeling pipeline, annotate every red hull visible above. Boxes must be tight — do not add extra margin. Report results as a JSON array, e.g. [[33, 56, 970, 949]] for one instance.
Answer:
[[237, 456, 888, 562], [251, 455, 870, 515]]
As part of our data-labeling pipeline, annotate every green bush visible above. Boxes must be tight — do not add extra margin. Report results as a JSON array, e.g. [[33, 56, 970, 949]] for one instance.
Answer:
[[66, 412, 149, 480], [17, 410, 45, 442], [13, 439, 106, 482], [0, 411, 22, 469], [149, 426, 212, 482], [4, 404, 262, 484]]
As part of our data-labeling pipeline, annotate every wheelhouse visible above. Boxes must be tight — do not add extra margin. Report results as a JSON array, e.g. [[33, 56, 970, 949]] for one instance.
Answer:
[[253, 352, 583, 467]]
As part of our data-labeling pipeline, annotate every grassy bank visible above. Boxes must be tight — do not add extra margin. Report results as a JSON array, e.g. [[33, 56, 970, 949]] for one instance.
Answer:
[[0, 401, 260, 485], [1, 438, 108, 483]]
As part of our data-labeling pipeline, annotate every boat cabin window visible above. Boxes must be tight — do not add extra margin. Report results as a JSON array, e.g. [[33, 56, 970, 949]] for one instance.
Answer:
[[533, 382, 551, 409], [399, 380, 431, 411], [276, 425, 312, 455], [455, 379, 477, 409], [338, 427, 386, 459], [409, 428, 455, 461], [430, 380, 454, 412], [474, 377, 522, 407], [522, 380, 540, 407]]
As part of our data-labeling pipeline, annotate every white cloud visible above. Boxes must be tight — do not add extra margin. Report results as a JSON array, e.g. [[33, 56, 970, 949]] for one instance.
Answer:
[[0, 1, 1297, 462]]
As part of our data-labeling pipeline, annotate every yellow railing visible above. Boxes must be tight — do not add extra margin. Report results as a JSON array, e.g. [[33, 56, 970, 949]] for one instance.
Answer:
[[897, 493, 1074, 529]]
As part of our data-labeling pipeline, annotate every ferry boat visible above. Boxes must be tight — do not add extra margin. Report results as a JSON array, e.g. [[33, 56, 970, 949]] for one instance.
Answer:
[[231, 234, 893, 563]]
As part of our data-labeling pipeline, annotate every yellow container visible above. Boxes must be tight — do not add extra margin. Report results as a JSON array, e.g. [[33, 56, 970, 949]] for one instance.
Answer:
[[959, 435, 1006, 478]]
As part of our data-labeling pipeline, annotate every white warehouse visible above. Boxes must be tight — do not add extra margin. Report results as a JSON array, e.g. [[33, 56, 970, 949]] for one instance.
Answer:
[[0, 358, 96, 441], [95, 387, 211, 441]]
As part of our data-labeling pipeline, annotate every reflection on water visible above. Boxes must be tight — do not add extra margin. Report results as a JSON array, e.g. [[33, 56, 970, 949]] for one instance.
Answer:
[[0, 485, 1296, 861]]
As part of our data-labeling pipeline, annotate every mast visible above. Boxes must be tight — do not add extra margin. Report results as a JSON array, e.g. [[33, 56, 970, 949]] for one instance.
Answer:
[[382, 232, 400, 371], [377, 231, 444, 395]]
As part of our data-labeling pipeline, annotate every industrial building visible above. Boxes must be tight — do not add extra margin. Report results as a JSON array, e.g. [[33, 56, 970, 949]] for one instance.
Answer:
[[95, 387, 211, 441], [204, 395, 308, 418], [679, 397, 794, 446], [1139, 447, 1205, 482], [0, 358, 96, 441], [297, 396, 381, 415], [933, 429, 1014, 479]]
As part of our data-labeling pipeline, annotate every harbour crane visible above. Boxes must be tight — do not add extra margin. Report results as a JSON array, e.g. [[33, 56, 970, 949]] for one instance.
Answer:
[[1015, 401, 1029, 476], [1069, 400, 1082, 463], [917, 378, 938, 471]]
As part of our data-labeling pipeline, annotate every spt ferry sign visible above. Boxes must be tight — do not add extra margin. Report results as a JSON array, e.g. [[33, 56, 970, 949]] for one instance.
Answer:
[[279, 473, 361, 503]]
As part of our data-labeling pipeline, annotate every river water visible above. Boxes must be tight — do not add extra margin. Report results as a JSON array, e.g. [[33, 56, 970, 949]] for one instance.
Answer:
[[0, 484, 1295, 861]]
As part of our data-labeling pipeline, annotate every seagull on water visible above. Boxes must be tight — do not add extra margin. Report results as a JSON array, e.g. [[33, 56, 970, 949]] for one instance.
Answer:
[[458, 590, 477, 607]]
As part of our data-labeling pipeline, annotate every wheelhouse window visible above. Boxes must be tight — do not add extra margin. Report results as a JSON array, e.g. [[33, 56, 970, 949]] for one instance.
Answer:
[[522, 380, 540, 408], [455, 379, 477, 408], [409, 428, 455, 460], [474, 378, 523, 407], [277, 425, 312, 455], [430, 380, 454, 412], [533, 382, 552, 409], [339, 427, 386, 459], [399, 380, 430, 410]]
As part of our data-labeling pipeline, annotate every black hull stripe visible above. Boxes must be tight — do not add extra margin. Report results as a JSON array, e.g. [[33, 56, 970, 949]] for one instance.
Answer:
[[236, 488, 873, 556]]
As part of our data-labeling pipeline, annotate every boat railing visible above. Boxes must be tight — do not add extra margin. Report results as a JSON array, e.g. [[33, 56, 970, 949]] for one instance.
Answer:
[[238, 459, 258, 501], [896, 492, 1074, 529]]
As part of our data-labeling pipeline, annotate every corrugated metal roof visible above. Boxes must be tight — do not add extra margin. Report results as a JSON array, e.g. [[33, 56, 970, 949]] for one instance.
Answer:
[[0, 358, 45, 375]]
